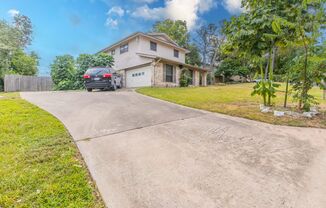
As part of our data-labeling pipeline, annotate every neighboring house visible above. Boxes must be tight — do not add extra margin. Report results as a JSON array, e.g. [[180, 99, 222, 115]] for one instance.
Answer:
[[99, 32, 208, 88]]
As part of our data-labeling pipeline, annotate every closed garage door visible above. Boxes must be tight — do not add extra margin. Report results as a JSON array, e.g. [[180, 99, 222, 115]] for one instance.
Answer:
[[126, 66, 152, 88]]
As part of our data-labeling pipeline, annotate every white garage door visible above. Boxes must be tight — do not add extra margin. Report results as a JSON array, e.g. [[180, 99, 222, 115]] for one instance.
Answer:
[[126, 66, 152, 88]]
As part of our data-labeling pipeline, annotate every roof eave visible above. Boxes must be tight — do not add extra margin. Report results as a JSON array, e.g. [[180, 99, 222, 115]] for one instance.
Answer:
[[98, 32, 189, 54]]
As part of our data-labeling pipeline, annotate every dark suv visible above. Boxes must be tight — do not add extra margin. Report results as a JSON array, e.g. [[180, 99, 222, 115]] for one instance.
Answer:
[[83, 67, 122, 92]]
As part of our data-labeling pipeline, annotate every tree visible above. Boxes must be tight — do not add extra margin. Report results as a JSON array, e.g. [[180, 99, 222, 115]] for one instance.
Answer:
[[185, 44, 201, 66], [215, 57, 250, 82], [239, 0, 325, 110], [290, 53, 326, 110], [153, 19, 189, 48], [13, 14, 33, 48], [10, 50, 38, 75], [75, 54, 95, 89], [0, 20, 20, 79], [152, 19, 201, 67], [92, 53, 114, 67], [0, 14, 35, 90], [50, 55, 76, 90], [195, 23, 219, 68], [222, 0, 302, 105]]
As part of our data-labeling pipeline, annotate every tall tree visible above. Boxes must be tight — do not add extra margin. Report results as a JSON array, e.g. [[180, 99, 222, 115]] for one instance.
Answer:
[[185, 44, 201, 66], [0, 13, 34, 90], [194, 23, 219, 68], [152, 19, 201, 67], [266, 0, 325, 110], [223, 1, 296, 105], [0, 20, 20, 78], [153, 19, 189, 48], [13, 14, 33, 48]]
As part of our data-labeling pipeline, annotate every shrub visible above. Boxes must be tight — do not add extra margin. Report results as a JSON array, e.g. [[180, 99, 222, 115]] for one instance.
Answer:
[[50, 53, 114, 90], [50, 55, 76, 90], [179, 68, 192, 87]]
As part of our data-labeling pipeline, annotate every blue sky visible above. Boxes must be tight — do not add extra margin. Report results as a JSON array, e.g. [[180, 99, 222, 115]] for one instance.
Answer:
[[0, 0, 242, 75]]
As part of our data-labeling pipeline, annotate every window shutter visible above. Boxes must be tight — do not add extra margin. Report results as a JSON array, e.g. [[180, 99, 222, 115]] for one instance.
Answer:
[[163, 65, 166, 82]]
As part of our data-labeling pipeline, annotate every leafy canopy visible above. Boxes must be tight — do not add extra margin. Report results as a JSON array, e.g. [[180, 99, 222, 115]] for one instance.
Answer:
[[153, 19, 189, 48], [10, 50, 38, 75]]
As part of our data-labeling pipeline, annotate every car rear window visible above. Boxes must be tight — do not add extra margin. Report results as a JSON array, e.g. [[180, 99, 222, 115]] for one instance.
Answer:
[[85, 68, 112, 75]]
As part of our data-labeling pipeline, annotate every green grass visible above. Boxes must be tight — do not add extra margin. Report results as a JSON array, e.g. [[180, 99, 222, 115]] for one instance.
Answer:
[[0, 93, 104, 208], [137, 83, 326, 128]]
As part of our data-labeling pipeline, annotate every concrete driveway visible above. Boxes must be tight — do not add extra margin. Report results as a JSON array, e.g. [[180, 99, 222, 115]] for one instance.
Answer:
[[21, 91, 326, 208]]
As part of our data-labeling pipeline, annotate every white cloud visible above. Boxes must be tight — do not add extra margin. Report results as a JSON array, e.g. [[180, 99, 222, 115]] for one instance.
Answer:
[[132, 5, 165, 20], [106, 18, 118, 27], [198, 0, 216, 13], [106, 6, 125, 28], [8, 9, 20, 17], [108, 6, 125, 17], [223, 0, 243, 14], [131, 0, 216, 30]]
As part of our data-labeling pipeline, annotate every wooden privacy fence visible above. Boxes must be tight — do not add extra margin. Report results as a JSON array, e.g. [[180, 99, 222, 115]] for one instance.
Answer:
[[4, 75, 53, 92]]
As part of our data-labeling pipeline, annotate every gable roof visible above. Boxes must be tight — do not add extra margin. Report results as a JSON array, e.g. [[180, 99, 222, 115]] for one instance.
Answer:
[[98, 32, 190, 54], [146, 33, 179, 46]]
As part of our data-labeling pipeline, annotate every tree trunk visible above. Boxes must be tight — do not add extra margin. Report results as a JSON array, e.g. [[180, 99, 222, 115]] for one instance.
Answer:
[[299, 44, 308, 110], [284, 74, 289, 108], [271, 47, 277, 80], [267, 47, 273, 106], [260, 63, 267, 106], [264, 53, 269, 80]]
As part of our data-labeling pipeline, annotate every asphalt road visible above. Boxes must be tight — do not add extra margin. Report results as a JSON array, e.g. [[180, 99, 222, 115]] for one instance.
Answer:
[[21, 90, 326, 208]]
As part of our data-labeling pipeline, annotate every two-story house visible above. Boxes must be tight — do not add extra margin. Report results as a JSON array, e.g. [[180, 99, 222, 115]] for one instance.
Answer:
[[98, 32, 208, 88]]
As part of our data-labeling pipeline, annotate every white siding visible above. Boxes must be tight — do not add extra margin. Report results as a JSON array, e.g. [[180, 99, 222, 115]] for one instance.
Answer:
[[138, 36, 186, 63], [108, 37, 152, 71], [106, 34, 186, 73]]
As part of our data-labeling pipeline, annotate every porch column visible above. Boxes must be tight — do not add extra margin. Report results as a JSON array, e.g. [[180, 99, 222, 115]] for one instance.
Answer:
[[194, 70, 200, 86], [202, 72, 207, 86]]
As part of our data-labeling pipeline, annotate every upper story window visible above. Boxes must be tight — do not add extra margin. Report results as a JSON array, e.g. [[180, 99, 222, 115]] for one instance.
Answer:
[[120, 43, 128, 54], [150, 41, 157, 51], [110, 49, 115, 55], [174, 49, 179, 58]]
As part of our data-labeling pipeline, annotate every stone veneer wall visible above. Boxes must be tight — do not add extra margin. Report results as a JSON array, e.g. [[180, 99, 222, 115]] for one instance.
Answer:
[[152, 62, 181, 87]]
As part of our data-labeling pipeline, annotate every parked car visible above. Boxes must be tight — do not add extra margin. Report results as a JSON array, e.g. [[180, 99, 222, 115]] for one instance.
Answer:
[[83, 67, 122, 92]]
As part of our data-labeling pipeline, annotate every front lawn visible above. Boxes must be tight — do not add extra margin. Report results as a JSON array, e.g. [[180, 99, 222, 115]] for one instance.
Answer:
[[137, 83, 326, 128], [0, 93, 104, 207]]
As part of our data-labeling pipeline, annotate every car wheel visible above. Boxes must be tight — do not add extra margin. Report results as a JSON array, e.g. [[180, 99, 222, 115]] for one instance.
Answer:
[[87, 88, 92, 92]]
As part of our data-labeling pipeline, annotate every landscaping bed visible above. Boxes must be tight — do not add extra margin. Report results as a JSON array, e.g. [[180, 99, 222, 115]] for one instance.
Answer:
[[137, 83, 326, 128], [0, 93, 104, 207]]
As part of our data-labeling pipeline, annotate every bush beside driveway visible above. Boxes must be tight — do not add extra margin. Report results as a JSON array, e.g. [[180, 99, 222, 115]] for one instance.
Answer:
[[0, 93, 104, 208]]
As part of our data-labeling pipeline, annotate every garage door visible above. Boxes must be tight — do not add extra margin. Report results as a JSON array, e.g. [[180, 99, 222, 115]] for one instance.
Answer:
[[126, 66, 152, 88]]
